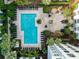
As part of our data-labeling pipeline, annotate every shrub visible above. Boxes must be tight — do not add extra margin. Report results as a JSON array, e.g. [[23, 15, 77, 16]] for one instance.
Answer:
[[63, 26, 71, 35], [42, 30, 52, 38], [43, 6, 52, 13], [16, 0, 31, 6]]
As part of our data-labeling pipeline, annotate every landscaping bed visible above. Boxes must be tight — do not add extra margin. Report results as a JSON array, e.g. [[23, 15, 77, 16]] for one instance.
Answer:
[[43, 6, 52, 13]]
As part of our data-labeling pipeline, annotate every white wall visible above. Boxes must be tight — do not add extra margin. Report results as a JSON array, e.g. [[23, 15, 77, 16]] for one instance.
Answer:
[[74, 3, 79, 39]]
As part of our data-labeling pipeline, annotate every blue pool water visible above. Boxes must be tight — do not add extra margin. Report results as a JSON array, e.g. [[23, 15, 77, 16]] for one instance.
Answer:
[[21, 14, 37, 44]]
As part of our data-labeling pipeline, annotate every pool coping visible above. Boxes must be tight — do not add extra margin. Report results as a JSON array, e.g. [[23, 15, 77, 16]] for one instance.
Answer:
[[16, 9, 42, 48]]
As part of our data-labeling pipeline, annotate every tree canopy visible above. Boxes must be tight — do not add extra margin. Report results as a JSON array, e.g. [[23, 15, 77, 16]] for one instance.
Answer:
[[0, 33, 10, 56], [0, 0, 4, 10]]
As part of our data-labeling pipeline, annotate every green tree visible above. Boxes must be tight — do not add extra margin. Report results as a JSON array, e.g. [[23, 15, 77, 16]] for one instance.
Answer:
[[6, 2, 16, 17], [7, 10, 15, 17], [7, 2, 16, 11], [0, 33, 10, 56], [6, 51, 17, 59], [0, 0, 4, 10]]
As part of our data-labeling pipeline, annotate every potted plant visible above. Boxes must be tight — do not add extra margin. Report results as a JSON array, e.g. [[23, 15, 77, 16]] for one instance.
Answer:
[[37, 19, 42, 24]]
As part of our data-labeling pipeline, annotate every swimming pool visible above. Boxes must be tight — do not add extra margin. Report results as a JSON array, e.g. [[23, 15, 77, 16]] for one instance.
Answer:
[[21, 14, 38, 44]]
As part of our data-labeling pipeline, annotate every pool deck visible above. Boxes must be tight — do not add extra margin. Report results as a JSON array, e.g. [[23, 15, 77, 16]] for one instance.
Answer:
[[16, 8, 43, 48]]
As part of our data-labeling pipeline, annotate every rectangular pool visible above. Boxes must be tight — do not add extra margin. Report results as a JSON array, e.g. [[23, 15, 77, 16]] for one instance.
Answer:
[[21, 14, 38, 44]]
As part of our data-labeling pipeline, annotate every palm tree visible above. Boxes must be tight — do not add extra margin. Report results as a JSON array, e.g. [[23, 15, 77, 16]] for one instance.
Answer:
[[27, 51, 33, 58], [42, 48, 47, 55], [53, 30, 63, 38], [63, 7, 72, 24], [33, 50, 39, 58], [46, 38, 54, 46], [63, 7, 71, 17], [55, 38, 62, 44], [19, 50, 24, 56]]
